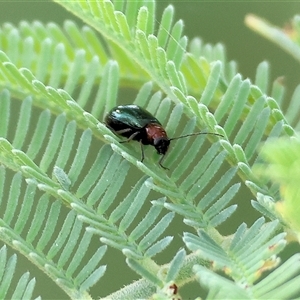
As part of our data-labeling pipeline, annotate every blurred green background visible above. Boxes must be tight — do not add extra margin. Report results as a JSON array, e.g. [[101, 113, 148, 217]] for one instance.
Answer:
[[0, 1, 300, 299]]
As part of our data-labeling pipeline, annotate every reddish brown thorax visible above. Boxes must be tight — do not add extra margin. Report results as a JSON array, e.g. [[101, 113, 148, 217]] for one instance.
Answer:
[[145, 123, 168, 144], [144, 123, 170, 155]]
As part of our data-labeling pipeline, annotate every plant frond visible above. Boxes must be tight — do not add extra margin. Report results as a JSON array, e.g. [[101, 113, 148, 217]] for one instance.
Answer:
[[184, 217, 286, 292], [269, 79, 300, 132], [245, 14, 300, 63], [254, 61, 270, 94], [251, 193, 279, 221], [1, 125, 175, 278], [194, 253, 300, 299], [165, 249, 186, 283], [148, 160, 239, 229], [0, 88, 180, 293], [0, 20, 109, 80], [253, 60, 300, 134], [245, 13, 300, 130], [0, 90, 174, 259], [0, 4, 291, 240], [253, 137, 300, 236], [286, 84, 300, 130], [0, 245, 39, 299], [193, 265, 249, 299], [270, 76, 285, 106], [51, 0, 193, 102], [82, 178, 175, 262], [0, 51, 120, 128], [104, 250, 206, 299], [0, 170, 106, 298], [1, 1, 299, 298], [0, 6, 296, 213], [252, 254, 300, 299]]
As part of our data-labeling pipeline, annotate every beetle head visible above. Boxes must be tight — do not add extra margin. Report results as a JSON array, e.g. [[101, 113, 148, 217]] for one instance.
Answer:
[[153, 137, 170, 155]]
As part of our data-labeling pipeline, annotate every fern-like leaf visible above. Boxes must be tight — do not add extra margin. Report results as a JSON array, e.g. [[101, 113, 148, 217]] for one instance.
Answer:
[[194, 254, 300, 299], [0, 1, 299, 298], [184, 217, 286, 291], [0, 245, 39, 299], [0, 168, 106, 298]]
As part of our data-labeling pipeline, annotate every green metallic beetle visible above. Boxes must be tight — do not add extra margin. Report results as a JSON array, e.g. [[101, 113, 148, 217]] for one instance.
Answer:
[[105, 104, 222, 169]]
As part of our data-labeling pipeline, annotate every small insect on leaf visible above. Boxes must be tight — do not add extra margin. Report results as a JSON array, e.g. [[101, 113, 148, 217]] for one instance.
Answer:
[[105, 104, 223, 169]]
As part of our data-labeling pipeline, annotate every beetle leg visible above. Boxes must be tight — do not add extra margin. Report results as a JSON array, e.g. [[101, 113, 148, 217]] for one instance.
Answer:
[[158, 154, 169, 170], [140, 141, 144, 162], [119, 131, 140, 143], [115, 128, 132, 134]]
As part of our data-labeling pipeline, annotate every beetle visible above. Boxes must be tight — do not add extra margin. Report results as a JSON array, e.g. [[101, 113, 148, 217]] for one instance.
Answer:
[[104, 104, 222, 169]]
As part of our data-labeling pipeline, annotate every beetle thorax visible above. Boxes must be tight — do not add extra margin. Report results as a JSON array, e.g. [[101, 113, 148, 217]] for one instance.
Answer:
[[145, 123, 170, 154]]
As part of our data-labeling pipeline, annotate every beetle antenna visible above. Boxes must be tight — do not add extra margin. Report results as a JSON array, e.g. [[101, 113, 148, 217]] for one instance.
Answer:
[[169, 132, 223, 141], [155, 18, 187, 54]]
